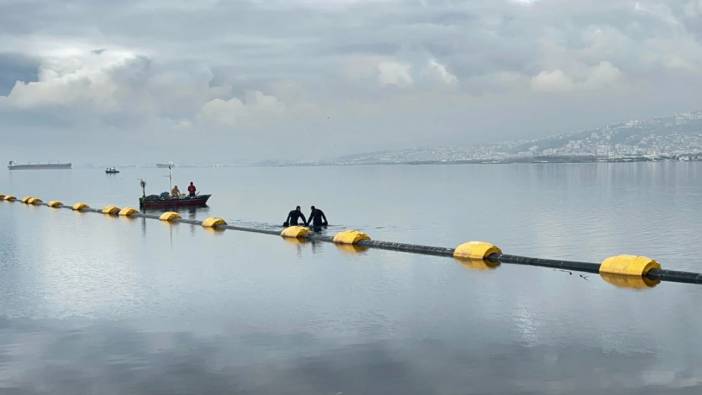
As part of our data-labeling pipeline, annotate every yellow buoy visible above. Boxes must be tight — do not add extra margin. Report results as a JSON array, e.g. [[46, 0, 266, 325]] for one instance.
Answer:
[[118, 207, 139, 217], [159, 211, 181, 222], [21, 196, 34, 204], [453, 241, 502, 260], [4, 195, 17, 201], [202, 217, 226, 228], [27, 197, 42, 205], [333, 230, 371, 245], [72, 202, 89, 211], [48, 200, 63, 208], [280, 226, 311, 239], [102, 205, 121, 215], [599, 255, 660, 277]]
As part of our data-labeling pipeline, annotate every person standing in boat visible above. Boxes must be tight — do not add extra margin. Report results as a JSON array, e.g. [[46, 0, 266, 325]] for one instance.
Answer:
[[187, 181, 197, 197], [306, 205, 328, 232], [283, 206, 307, 227], [171, 185, 181, 198]]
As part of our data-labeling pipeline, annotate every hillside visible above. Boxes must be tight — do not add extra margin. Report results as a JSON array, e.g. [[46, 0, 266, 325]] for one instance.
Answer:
[[328, 111, 702, 165]]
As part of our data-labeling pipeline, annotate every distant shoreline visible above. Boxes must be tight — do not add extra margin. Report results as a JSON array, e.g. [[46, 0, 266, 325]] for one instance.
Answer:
[[67, 155, 702, 169], [258, 154, 702, 167]]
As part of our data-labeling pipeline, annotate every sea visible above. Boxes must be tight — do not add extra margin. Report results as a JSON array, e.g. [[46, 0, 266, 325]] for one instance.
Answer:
[[1, 161, 701, 394]]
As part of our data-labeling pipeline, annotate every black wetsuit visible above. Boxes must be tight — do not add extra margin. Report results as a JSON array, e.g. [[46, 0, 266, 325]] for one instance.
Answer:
[[307, 209, 328, 231], [285, 209, 307, 226]]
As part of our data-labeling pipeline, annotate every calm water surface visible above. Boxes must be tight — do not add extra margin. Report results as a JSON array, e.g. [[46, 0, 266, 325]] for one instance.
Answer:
[[1, 162, 702, 394]]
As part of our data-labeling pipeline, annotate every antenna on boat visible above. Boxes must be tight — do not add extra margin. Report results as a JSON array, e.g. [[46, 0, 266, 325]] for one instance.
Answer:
[[139, 179, 146, 198], [168, 164, 173, 190]]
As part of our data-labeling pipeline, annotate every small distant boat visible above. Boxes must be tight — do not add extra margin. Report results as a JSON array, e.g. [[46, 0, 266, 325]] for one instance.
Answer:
[[139, 193, 211, 209], [8, 160, 71, 170], [156, 162, 175, 169], [105, 167, 120, 174]]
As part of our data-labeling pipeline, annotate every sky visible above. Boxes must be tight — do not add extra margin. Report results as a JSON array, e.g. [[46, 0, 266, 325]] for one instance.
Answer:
[[1, 0, 702, 163]]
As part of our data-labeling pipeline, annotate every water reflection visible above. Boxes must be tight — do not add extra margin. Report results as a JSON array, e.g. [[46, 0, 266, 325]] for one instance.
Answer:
[[456, 257, 500, 271], [334, 243, 369, 255], [283, 237, 307, 257], [0, 318, 700, 395], [140, 215, 147, 237], [600, 273, 660, 289], [185, 207, 203, 221]]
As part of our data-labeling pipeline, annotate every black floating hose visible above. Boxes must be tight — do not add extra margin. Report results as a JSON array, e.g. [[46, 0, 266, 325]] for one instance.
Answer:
[[358, 240, 454, 257], [646, 269, 702, 284], [495, 254, 601, 274], [222, 224, 281, 236]]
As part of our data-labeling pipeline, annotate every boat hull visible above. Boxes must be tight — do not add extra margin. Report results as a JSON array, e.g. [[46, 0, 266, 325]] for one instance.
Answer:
[[8, 163, 72, 170], [139, 194, 211, 209]]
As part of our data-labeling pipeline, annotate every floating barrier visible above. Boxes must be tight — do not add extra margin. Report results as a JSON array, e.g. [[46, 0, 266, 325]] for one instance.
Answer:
[[202, 217, 226, 228], [102, 205, 121, 215], [453, 241, 501, 260], [6, 193, 702, 289], [47, 200, 63, 208], [72, 202, 89, 211], [281, 226, 311, 239], [118, 207, 139, 217], [599, 255, 660, 277], [159, 211, 181, 222], [333, 230, 371, 245]]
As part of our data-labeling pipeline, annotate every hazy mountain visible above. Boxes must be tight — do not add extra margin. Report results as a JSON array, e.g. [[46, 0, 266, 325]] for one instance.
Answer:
[[324, 111, 702, 165]]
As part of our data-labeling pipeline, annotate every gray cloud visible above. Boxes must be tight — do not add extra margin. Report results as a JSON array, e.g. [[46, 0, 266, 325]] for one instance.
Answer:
[[1, 0, 702, 162], [0, 53, 39, 95]]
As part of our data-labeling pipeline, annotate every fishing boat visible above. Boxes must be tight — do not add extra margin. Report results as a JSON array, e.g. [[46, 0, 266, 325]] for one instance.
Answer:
[[105, 167, 120, 174], [137, 169, 210, 209], [8, 160, 71, 170], [139, 193, 211, 209]]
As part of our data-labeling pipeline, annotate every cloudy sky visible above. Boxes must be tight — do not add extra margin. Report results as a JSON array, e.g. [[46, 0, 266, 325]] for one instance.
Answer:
[[1, 0, 702, 163]]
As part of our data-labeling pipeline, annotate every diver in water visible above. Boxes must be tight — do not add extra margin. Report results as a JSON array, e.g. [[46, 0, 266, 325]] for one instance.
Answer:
[[283, 206, 307, 227], [306, 205, 328, 232]]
